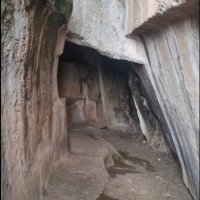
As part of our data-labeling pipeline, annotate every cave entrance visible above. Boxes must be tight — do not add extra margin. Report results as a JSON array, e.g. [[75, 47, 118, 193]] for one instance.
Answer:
[[49, 41, 193, 200], [57, 41, 140, 134]]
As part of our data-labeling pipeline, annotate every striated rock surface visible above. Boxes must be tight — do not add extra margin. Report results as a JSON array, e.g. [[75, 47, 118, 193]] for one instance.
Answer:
[[133, 15, 199, 200], [67, 0, 146, 63], [67, 0, 199, 199], [1, 0, 72, 199], [126, 0, 188, 35], [1, 0, 199, 199], [128, 71, 169, 152], [98, 58, 138, 131]]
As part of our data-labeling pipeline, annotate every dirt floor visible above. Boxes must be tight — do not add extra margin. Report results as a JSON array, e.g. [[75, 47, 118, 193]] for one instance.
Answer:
[[99, 129, 193, 200], [43, 123, 193, 200]]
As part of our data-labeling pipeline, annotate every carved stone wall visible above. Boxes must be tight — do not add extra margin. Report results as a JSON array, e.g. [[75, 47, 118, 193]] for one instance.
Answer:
[[1, 0, 72, 199]]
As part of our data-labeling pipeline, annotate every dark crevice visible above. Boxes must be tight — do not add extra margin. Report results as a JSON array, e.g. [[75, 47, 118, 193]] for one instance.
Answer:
[[96, 193, 119, 200]]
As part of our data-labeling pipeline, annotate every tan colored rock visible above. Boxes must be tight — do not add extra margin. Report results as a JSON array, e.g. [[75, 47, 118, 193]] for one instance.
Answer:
[[129, 3, 199, 198], [1, 1, 72, 199], [67, 100, 87, 126], [128, 71, 169, 152], [67, 0, 199, 199], [126, 0, 187, 35]]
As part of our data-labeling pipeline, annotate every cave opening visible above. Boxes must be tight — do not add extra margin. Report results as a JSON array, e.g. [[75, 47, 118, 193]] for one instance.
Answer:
[[57, 41, 142, 134], [56, 41, 173, 154], [51, 41, 193, 200]]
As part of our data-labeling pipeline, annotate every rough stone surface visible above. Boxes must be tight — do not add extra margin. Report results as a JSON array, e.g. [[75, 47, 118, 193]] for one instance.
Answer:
[[58, 62, 83, 99], [128, 71, 169, 152], [1, 0, 199, 200], [101, 129, 194, 200], [133, 12, 199, 198], [58, 62, 100, 126], [59, 44, 140, 131], [1, 0, 72, 199], [67, 0, 146, 63], [126, 0, 187, 35], [98, 59, 137, 131], [67, 0, 199, 199], [43, 124, 194, 200], [42, 122, 121, 200]]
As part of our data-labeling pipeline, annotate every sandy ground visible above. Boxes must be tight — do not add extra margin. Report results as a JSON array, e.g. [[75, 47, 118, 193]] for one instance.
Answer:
[[43, 124, 193, 200]]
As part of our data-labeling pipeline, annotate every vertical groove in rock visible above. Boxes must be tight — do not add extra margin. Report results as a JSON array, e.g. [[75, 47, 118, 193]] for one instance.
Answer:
[[1, 0, 72, 199]]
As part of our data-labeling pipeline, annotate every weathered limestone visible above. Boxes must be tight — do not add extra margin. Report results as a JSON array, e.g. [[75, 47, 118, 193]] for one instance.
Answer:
[[58, 61, 99, 126], [58, 62, 83, 99], [127, 0, 199, 36], [42, 122, 122, 200], [58, 43, 140, 131], [67, 0, 199, 199], [131, 14, 199, 199], [58, 57, 138, 132], [1, 0, 72, 199], [67, 0, 146, 63]]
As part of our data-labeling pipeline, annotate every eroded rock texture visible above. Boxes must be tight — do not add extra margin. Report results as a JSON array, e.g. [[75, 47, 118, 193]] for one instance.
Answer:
[[128, 70, 169, 152], [1, 0, 199, 200], [58, 42, 140, 132], [66, 0, 146, 63], [1, 0, 72, 199], [67, 0, 199, 199]]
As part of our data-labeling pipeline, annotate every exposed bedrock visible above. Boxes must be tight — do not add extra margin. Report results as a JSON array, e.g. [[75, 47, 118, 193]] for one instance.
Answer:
[[58, 43, 140, 132], [1, 0, 72, 199], [67, 0, 199, 199], [1, 0, 199, 199], [58, 41, 168, 151], [130, 4, 199, 198], [128, 70, 169, 152]]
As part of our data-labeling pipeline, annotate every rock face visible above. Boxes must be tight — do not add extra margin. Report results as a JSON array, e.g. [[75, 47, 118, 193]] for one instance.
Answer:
[[1, 0, 199, 200], [128, 2, 199, 199], [98, 59, 137, 131], [66, 0, 146, 63], [1, 0, 72, 199], [67, 0, 199, 199], [58, 41, 167, 153], [128, 70, 169, 152], [58, 43, 140, 132]]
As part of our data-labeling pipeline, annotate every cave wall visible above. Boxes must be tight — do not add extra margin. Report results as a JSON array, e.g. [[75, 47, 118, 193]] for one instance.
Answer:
[[58, 61, 100, 126], [1, 0, 72, 199], [57, 56, 138, 131], [127, 2, 199, 198], [66, 0, 199, 199], [128, 70, 169, 152], [134, 14, 199, 199], [1, 0, 199, 199], [125, 0, 187, 35], [58, 42, 140, 131], [67, 0, 187, 63], [98, 59, 137, 131]]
